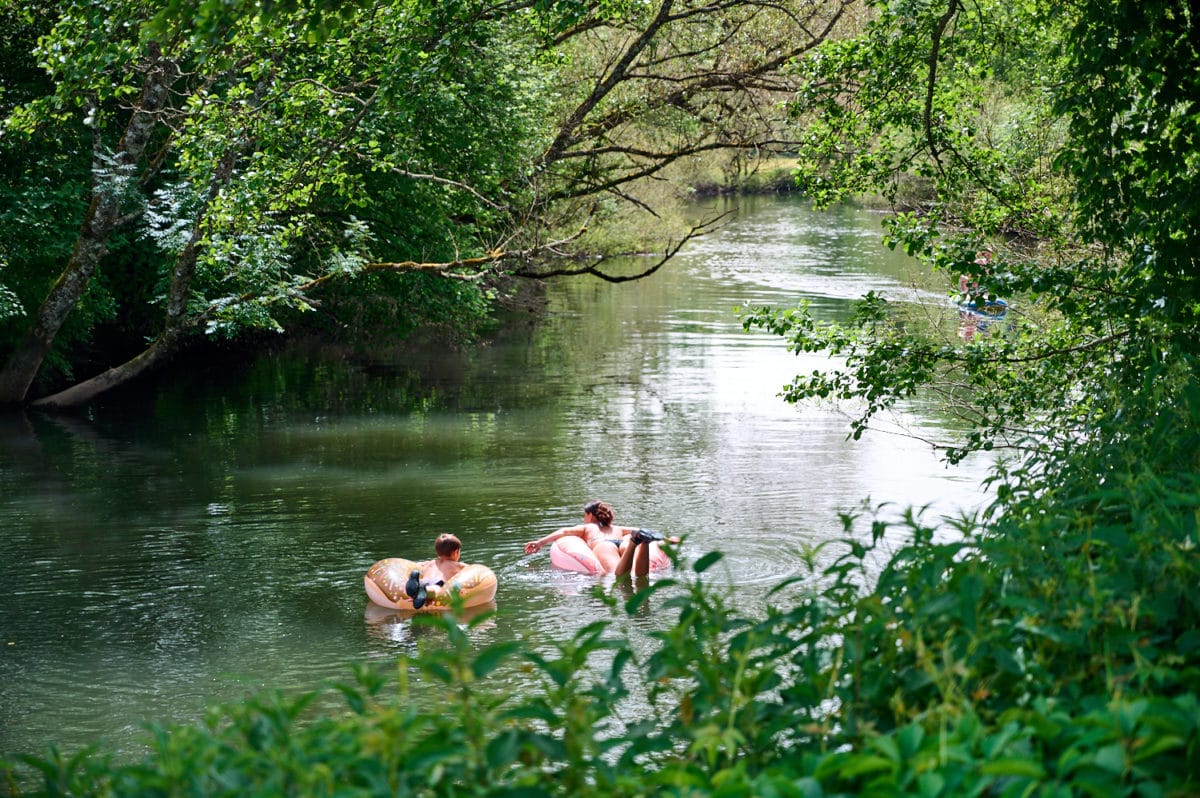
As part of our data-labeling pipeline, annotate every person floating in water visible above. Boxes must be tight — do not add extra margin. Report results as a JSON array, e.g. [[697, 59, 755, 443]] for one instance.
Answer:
[[524, 500, 679, 576], [405, 533, 466, 609], [958, 250, 993, 304]]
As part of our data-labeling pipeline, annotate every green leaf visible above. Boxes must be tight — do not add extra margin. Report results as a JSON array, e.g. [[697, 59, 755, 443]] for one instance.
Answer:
[[485, 730, 521, 768], [1091, 744, 1127, 774], [839, 754, 895, 778], [471, 642, 523, 679], [979, 758, 1046, 779]]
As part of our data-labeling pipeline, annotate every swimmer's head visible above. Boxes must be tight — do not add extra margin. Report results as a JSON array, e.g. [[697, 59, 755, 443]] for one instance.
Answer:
[[583, 500, 614, 526], [435, 533, 462, 558]]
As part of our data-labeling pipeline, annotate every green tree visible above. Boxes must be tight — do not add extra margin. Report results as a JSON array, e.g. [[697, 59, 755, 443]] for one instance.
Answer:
[[0, 0, 856, 409], [747, 0, 1199, 469], [0, 0, 551, 407]]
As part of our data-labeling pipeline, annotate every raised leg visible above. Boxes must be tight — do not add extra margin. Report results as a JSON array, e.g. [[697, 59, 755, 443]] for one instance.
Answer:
[[613, 538, 639, 576], [632, 541, 650, 576]]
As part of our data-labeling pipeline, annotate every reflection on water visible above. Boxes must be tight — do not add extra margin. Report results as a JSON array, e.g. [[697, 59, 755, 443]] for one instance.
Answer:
[[0, 195, 994, 759], [362, 602, 499, 647]]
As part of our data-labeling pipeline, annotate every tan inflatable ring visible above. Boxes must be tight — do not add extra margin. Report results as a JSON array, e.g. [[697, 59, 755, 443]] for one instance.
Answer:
[[364, 557, 497, 612]]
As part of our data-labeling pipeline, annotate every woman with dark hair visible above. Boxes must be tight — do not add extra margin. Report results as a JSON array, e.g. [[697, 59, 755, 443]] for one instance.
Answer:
[[524, 500, 677, 575]]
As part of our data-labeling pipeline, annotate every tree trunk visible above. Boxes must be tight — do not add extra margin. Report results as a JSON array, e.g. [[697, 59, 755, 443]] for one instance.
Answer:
[[538, 0, 675, 168], [30, 232, 204, 411], [28, 329, 186, 410], [30, 76, 260, 411], [0, 48, 176, 405]]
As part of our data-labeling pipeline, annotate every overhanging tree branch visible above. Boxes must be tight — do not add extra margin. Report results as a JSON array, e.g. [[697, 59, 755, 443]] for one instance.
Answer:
[[923, 0, 961, 176], [506, 210, 733, 282]]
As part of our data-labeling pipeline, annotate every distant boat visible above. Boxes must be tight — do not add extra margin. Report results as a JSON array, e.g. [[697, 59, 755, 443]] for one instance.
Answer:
[[958, 297, 1008, 318]]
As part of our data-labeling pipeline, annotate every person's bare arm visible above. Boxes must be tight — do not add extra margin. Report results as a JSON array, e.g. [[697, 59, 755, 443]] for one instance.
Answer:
[[525, 524, 587, 553]]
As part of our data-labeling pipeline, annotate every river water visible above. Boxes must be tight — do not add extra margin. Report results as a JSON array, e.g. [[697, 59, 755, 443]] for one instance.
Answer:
[[0, 195, 993, 759]]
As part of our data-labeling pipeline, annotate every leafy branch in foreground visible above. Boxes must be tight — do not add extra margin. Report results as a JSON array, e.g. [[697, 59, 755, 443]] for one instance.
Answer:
[[739, 282, 1120, 462]]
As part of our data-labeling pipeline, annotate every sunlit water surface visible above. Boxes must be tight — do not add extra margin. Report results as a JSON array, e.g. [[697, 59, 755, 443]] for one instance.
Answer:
[[0, 195, 994, 758]]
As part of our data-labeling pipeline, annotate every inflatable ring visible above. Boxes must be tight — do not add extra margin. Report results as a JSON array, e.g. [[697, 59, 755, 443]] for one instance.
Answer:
[[364, 558, 497, 612], [549, 535, 670, 575]]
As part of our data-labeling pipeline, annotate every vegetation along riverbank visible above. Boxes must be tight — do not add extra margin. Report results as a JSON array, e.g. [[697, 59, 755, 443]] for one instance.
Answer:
[[3, 0, 1199, 794]]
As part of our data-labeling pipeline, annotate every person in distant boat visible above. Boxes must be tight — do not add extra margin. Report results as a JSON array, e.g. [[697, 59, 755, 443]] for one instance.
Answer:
[[524, 500, 679, 575], [405, 533, 466, 609], [958, 250, 993, 302]]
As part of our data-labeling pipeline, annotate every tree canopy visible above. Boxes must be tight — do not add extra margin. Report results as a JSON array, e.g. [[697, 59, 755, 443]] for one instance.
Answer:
[[0, 0, 850, 408], [746, 0, 1200, 470]]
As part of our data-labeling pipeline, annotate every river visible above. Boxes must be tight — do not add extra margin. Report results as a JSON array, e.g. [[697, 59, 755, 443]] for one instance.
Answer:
[[0, 194, 994, 759]]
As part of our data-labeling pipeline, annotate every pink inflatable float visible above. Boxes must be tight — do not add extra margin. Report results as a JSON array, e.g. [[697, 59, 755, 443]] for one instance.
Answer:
[[549, 535, 670, 576], [364, 557, 497, 612]]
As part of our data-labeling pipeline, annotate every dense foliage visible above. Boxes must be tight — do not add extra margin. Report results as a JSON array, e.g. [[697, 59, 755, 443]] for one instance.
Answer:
[[0, 0, 550, 406], [730, 0, 1200, 788], [0, 0, 845, 408], [746, 0, 1199, 466]]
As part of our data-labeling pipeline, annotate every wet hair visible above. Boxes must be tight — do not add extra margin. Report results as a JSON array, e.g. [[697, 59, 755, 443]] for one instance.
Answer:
[[434, 533, 462, 557], [583, 500, 614, 526]]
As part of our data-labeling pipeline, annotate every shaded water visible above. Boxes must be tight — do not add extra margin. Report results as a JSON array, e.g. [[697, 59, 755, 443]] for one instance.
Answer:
[[0, 195, 992, 758]]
